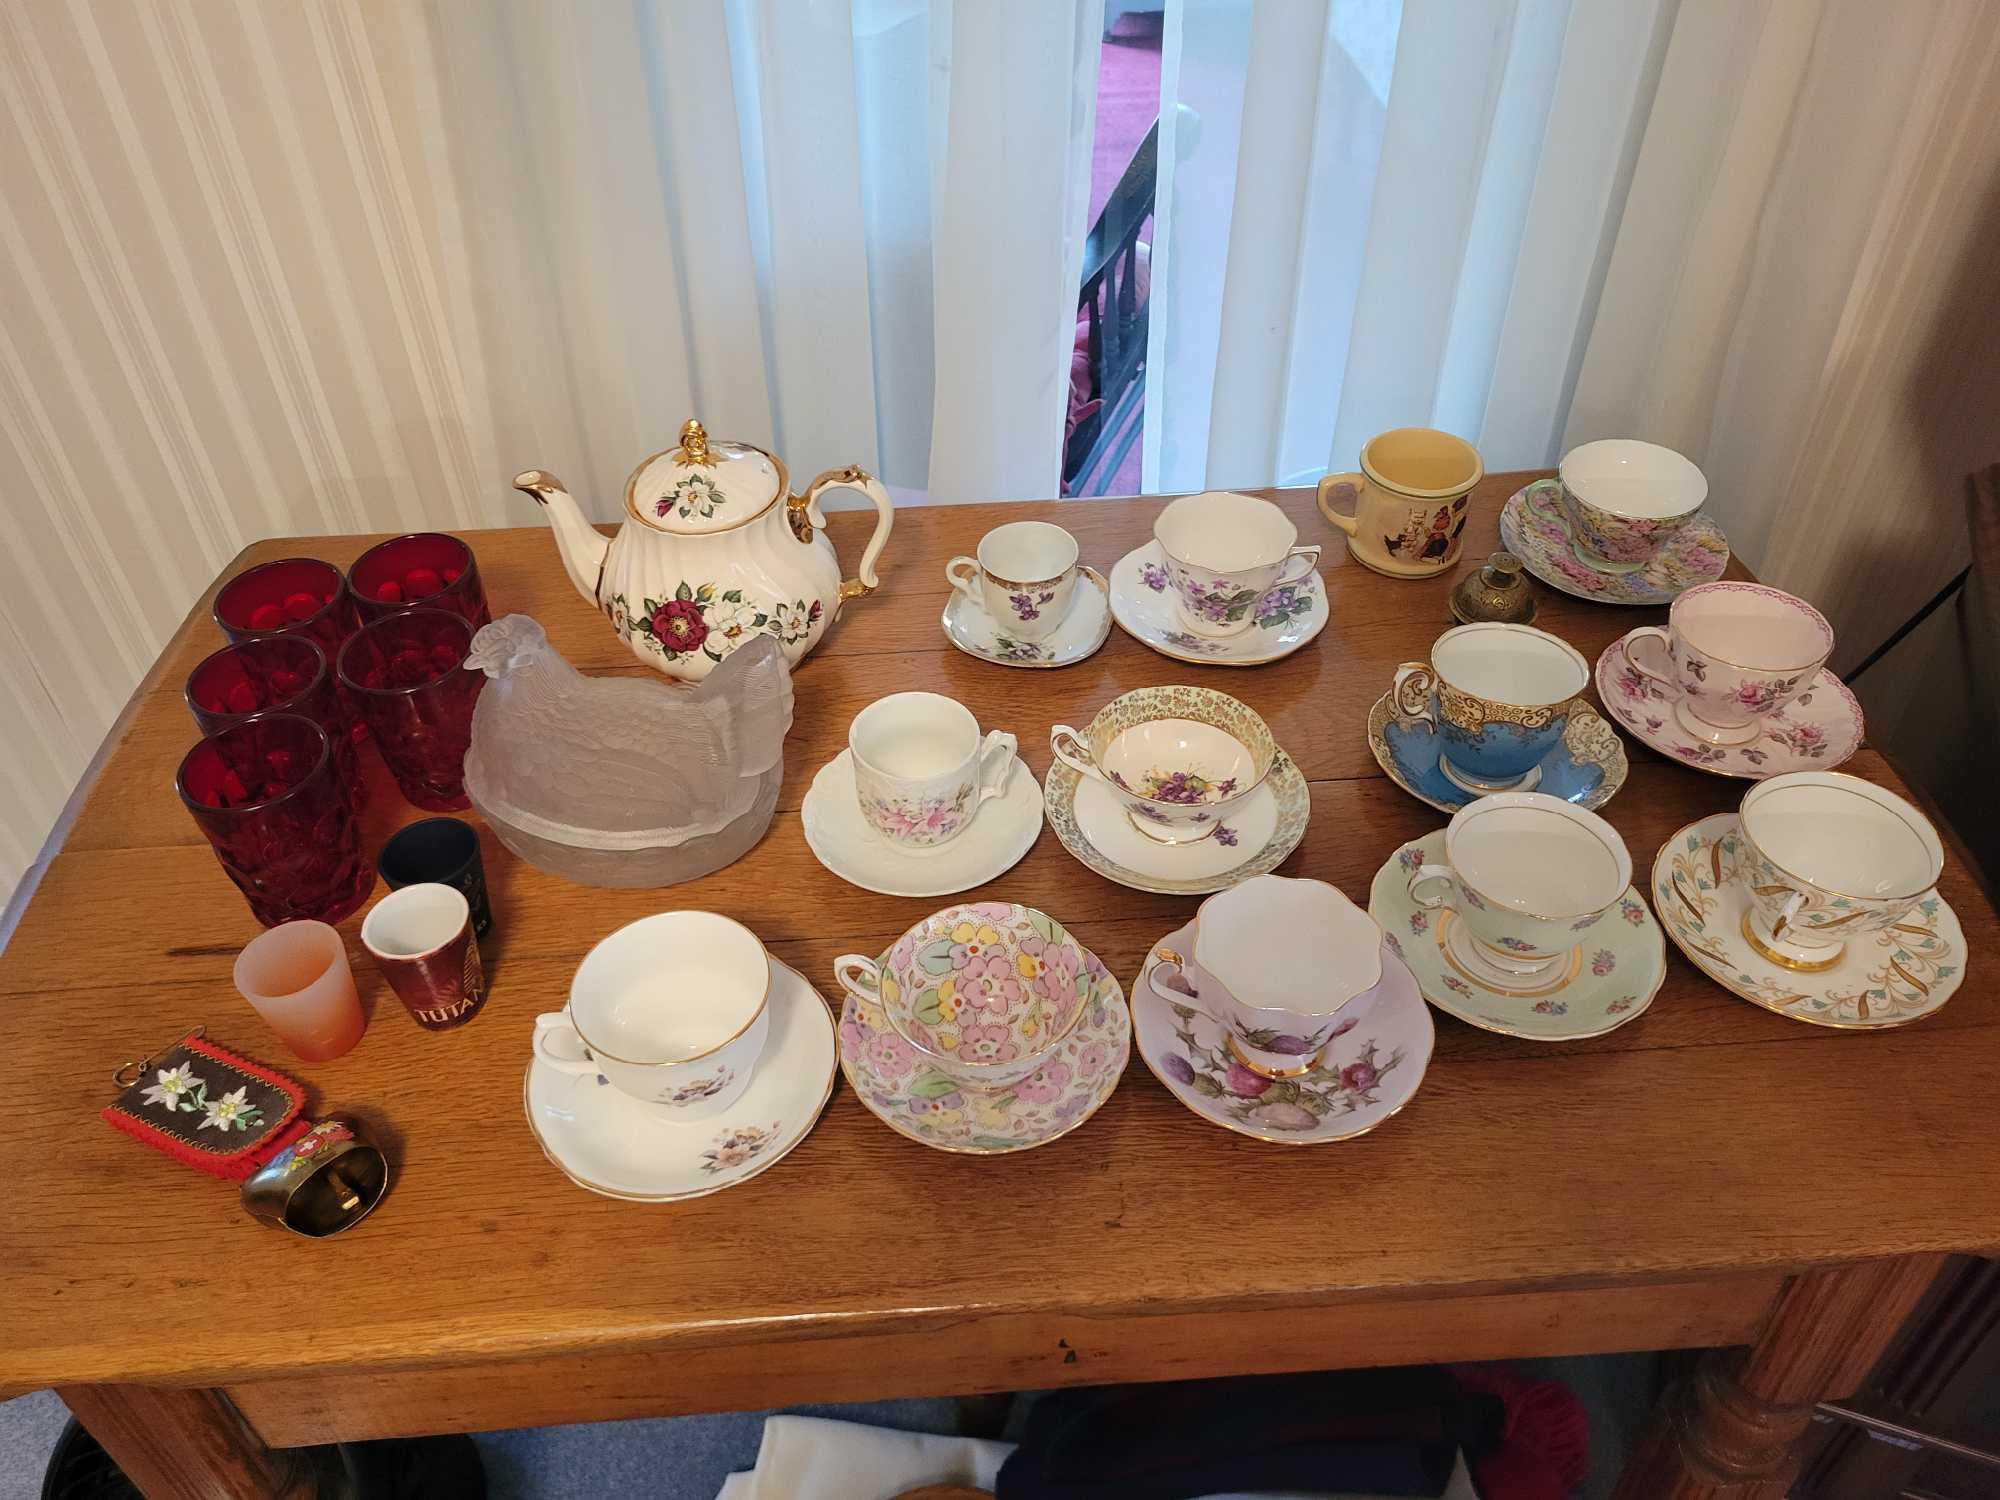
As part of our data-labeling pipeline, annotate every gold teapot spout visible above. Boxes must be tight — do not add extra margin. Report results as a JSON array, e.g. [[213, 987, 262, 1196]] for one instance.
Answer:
[[514, 469, 611, 606]]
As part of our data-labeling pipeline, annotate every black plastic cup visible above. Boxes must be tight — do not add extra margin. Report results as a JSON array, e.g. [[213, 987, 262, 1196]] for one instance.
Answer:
[[378, 818, 492, 940]]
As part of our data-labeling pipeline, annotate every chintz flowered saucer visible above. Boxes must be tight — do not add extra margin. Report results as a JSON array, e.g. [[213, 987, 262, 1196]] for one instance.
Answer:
[[802, 752, 1042, 898], [1594, 638, 1863, 779], [1652, 814, 1964, 1029], [1131, 922, 1432, 1144], [524, 961, 836, 1201], [1501, 480, 1730, 606], [942, 566, 1111, 668], [1367, 692, 1627, 813], [1108, 541, 1327, 665], [1367, 832, 1665, 1041]]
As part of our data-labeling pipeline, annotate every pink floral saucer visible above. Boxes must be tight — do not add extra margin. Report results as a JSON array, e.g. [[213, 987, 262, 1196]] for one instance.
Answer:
[[1594, 636, 1863, 779], [1131, 923, 1433, 1145], [1501, 480, 1729, 606], [838, 960, 1129, 1154]]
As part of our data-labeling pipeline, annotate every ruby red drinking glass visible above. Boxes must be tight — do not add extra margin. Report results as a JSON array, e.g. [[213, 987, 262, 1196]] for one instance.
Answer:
[[338, 608, 484, 811], [348, 533, 490, 628], [185, 636, 366, 811], [176, 713, 375, 928], [214, 557, 359, 656]]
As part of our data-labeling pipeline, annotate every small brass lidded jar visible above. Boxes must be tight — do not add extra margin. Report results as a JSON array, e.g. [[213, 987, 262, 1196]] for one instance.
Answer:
[[1449, 552, 1536, 626]]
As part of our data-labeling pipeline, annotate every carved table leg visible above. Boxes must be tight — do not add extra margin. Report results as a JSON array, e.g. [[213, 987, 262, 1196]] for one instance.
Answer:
[[1611, 1254, 1947, 1499], [55, 1384, 320, 1500]]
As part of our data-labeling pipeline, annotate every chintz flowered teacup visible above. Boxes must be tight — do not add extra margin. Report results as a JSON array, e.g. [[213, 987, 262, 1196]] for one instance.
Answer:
[[1552, 439, 1708, 572], [850, 692, 1017, 848], [833, 902, 1097, 1091], [945, 521, 1080, 643], [1392, 623, 1589, 793], [1154, 491, 1321, 638], [1050, 685, 1276, 845], [1621, 582, 1831, 746]]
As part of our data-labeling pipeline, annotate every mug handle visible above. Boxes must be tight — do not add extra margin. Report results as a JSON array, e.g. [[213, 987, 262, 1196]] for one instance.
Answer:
[[1620, 627, 1675, 688], [1315, 472, 1365, 537], [1272, 545, 1322, 588], [1049, 725, 1110, 787], [1391, 662, 1436, 723], [944, 556, 984, 609], [972, 730, 1018, 804], [1407, 864, 1459, 911], [532, 1012, 599, 1078], [832, 955, 881, 1004]]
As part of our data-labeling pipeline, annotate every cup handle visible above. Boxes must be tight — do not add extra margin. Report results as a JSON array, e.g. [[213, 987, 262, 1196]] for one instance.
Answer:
[[944, 556, 983, 609], [1146, 948, 1220, 1023], [832, 954, 881, 1004], [1272, 546, 1322, 589], [1620, 627, 1675, 688], [1316, 472, 1365, 537], [1049, 725, 1110, 787], [1391, 662, 1436, 723], [971, 729, 1018, 804], [1407, 864, 1459, 911], [1522, 476, 1562, 514], [532, 1012, 599, 1077]]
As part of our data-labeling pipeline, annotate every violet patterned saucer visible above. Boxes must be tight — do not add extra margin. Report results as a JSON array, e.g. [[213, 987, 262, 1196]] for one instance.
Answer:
[[942, 565, 1111, 668], [1653, 814, 1964, 1029], [1367, 833, 1665, 1041], [1132, 923, 1433, 1144], [1108, 540, 1327, 666], [1501, 480, 1730, 605], [839, 960, 1129, 1154], [523, 960, 836, 1201], [1594, 637, 1863, 779]]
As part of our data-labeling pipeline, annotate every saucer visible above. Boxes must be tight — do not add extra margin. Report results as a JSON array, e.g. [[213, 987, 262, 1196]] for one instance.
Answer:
[[1107, 540, 1327, 665], [1500, 480, 1730, 605], [1653, 814, 1964, 1029], [1595, 637, 1863, 779], [1044, 751, 1310, 895], [524, 960, 837, 1201], [802, 752, 1042, 898], [1132, 922, 1433, 1144], [942, 566, 1111, 668], [838, 957, 1130, 1154], [1367, 832, 1665, 1040], [1367, 692, 1627, 813]]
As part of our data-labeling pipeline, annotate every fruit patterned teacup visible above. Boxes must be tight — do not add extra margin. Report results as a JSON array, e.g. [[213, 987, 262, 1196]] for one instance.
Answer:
[[1050, 685, 1276, 845], [945, 521, 1080, 643], [850, 692, 1018, 849], [833, 902, 1096, 1092], [1392, 623, 1589, 793], [1153, 492, 1321, 639], [1620, 582, 1832, 746], [1553, 439, 1707, 572]]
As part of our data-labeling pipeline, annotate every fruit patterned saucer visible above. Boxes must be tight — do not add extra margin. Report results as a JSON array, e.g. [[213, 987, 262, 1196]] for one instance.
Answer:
[[1131, 922, 1433, 1144], [941, 566, 1111, 668], [1367, 692, 1627, 813], [1107, 541, 1327, 665], [1594, 637, 1863, 779], [1367, 833, 1665, 1041], [1652, 814, 1965, 1029], [1500, 480, 1730, 605]]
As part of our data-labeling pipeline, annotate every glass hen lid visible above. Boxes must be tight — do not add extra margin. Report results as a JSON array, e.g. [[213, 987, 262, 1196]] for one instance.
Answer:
[[623, 419, 787, 536]]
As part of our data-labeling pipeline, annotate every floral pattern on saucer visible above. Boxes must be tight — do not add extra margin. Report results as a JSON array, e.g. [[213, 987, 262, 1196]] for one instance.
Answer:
[[1367, 833, 1665, 1040], [839, 966, 1129, 1154], [1501, 480, 1729, 606], [1594, 638, 1862, 779], [1108, 541, 1327, 665], [1652, 814, 1965, 1029], [1367, 692, 1627, 813], [802, 752, 1042, 899], [942, 566, 1110, 669]]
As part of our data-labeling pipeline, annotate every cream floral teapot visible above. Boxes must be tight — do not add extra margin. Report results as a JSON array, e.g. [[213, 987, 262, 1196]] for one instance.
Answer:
[[515, 420, 894, 680]]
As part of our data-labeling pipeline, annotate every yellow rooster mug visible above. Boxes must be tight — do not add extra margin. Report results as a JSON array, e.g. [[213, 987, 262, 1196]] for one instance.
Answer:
[[1317, 428, 1483, 579]]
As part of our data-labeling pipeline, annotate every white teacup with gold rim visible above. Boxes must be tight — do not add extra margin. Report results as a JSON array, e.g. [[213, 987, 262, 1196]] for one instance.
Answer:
[[1050, 685, 1277, 845], [945, 521, 1080, 643], [533, 911, 771, 1118], [1407, 793, 1632, 990], [1154, 491, 1322, 639], [1735, 772, 1944, 970]]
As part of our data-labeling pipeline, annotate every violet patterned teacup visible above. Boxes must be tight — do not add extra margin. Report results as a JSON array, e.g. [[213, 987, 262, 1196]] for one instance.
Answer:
[[850, 692, 1017, 849], [946, 521, 1080, 643], [1050, 685, 1276, 845], [833, 902, 1096, 1092], [1621, 582, 1832, 746], [1554, 439, 1708, 572], [1154, 491, 1321, 639], [533, 911, 771, 1119]]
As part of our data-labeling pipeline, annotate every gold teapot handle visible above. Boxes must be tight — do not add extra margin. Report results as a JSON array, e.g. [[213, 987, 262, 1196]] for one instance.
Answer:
[[792, 465, 895, 604]]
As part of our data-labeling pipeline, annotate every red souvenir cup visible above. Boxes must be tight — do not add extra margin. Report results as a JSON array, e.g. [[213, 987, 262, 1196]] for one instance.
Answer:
[[176, 713, 376, 928], [337, 609, 484, 812], [348, 533, 489, 628], [185, 636, 366, 811]]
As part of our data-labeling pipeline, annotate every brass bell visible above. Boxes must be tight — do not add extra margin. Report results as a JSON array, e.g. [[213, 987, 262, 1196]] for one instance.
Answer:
[[240, 1118, 389, 1237], [1449, 552, 1536, 625]]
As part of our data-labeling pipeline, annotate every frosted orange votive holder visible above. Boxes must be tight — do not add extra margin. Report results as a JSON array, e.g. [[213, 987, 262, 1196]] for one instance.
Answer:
[[232, 921, 367, 1062]]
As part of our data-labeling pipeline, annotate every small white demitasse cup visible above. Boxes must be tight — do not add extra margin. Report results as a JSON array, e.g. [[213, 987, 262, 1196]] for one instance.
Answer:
[[945, 521, 1081, 642]]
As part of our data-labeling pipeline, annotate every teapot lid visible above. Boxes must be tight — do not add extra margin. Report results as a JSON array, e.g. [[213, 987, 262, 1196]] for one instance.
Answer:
[[625, 420, 784, 536]]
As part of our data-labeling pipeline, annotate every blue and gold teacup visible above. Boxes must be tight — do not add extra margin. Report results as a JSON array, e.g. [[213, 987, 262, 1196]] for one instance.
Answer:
[[1392, 623, 1590, 793]]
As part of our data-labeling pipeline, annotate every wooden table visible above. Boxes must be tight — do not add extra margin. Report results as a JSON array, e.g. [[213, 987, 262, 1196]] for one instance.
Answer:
[[3, 479, 1996, 1500]]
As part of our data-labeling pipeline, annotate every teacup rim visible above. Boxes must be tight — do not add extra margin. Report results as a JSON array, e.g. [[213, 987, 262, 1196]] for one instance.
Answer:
[[1669, 582, 1833, 673], [1086, 687, 1276, 809], [974, 520, 1078, 590], [1445, 792, 1633, 920], [1558, 437, 1708, 521], [568, 911, 771, 1066], [1190, 875, 1384, 1015], [1736, 771, 1943, 903], [849, 691, 982, 785], [1153, 490, 1298, 574], [1428, 622, 1590, 711]]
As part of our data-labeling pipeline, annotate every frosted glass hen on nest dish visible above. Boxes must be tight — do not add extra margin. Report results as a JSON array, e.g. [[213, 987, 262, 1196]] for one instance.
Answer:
[[462, 616, 793, 887]]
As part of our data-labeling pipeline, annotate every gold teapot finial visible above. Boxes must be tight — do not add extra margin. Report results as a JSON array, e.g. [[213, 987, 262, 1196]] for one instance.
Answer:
[[674, 419, 712, 467]]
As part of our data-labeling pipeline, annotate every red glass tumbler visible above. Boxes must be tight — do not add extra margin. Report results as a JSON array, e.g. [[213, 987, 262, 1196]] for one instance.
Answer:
[[348, 533, 489, 628], [176, 713, 375, 928], [185, 636, 366, 811], [214, 557, 359, 656], [338, 608, 484, 811]]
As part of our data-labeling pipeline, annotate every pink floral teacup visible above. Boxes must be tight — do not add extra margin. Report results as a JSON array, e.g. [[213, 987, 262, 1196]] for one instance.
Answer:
[[1620, 582, 1832, 746], [850, 692, 1018, 848], [833, 902, 1093, 1091], [1554, 439, 1708, 571]]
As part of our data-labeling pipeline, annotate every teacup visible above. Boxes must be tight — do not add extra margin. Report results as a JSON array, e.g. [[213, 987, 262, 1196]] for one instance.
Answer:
[[1406, 793, 1632, 987], [1050, 685, 1276, 845], [1621, 582, 1831, 746], [1153, 491, 1321, 638], [945, 521, 1079, 642], [1316, 428, 1482, 578], [533, 911, 771, 1118], [833, 901, 1095, 1091], [850, 692, 1017, 848], [1393, 623, 1589, 793], [1554, 439, 1707, 572], [1147, 876, 1384, 1075], [1735, 772, 1943, 970]]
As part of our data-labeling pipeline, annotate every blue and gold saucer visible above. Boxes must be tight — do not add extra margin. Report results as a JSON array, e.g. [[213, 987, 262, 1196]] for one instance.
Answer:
[[1366, 692, 1627, 813]]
